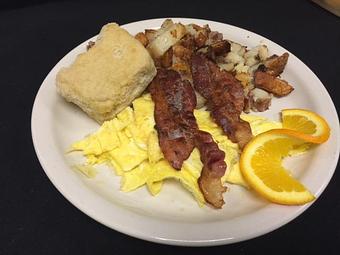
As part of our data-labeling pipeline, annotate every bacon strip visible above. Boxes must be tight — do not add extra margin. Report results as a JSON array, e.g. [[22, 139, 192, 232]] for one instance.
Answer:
[[150, 68, 227, 208], [195, 131, 227, 208], [149, 69, 197, 170], [191, 54, 253, 149]]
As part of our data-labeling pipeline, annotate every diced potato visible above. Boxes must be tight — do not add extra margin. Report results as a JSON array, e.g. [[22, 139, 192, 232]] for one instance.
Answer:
[[218, 62, 234, 72], [185, 24, 198, 36], [234, 62, 249, 73], [225, 51, 244, 65], [144, 29, 158, 42], [230, 42, 246, 55], [146, 19, 174, 42], [161, 19, 174, 30], [244, 46, 259, 59], [245, 56, 259, 67], [230, 42, 242, 53], [235, 72, 251, 87], [147, 23, 187, 58], [135, 32, 149, 47], [258, 45, 269, 61], [249, 63, 261, 75]]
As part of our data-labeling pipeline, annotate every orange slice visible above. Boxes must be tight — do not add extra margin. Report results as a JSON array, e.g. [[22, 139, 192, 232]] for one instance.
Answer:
[[281, 109, 330, 144], [240, 109, 331, 205], [240, 130, 315, 205]]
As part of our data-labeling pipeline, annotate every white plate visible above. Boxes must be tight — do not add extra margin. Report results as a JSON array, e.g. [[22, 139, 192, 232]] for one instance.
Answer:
[[31, 18, 340, 246]]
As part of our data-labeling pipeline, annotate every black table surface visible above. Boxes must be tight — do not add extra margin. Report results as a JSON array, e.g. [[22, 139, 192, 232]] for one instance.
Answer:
[[1, 0, 339, 254]]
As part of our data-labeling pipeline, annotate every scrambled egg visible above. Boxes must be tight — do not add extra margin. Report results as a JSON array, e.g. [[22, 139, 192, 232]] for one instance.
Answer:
[[70, 93, 305, 206]]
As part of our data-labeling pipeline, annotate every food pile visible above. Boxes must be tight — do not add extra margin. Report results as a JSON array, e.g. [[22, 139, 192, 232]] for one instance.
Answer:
[[135, 19, 293, 113], [59, 20, 330, 209], [71, 93, 287, 207]]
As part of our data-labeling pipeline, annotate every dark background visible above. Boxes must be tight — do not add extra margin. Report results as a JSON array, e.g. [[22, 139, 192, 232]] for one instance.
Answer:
[[0, 0, 339, 254]]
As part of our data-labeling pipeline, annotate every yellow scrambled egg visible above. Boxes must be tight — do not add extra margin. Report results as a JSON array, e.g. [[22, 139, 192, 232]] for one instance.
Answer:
[[70, 93, 306, 206]]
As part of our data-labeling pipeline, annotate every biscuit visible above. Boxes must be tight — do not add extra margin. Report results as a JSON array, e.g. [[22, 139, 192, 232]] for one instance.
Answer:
[[56, 23, 156, 123]]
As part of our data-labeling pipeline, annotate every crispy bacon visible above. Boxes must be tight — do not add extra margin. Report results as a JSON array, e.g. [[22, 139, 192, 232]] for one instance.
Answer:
[[191, 54, 252, 149], [195, 131, 227, 208], [149, 69, 197, 170], [150, 68, 227, 208]]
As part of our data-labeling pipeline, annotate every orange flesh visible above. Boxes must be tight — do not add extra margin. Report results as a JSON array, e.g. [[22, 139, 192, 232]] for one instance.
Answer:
[[251, 138, 306, 192], [283, 115, 317, 135]]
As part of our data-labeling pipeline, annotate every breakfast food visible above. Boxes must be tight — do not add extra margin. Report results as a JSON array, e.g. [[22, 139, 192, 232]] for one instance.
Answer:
[[70, 93, 287, 206], [240, 130, 316, 205], [281, 109, 331, 143], [65, 19, 330, 209], [56, 23, 156, 123], [146, 21, 187, 58], [136, 20, 294, 114], [149, 68, 227, 207], [240, 109, 330, 204], [195, 131, 227, 208], [191, 53, 252, 149], [149, 69, 197, 170], [71, 93, 327, 206]]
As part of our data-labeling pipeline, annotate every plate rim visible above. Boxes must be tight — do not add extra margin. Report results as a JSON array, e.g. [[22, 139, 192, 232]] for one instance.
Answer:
[[31, 17, 340, 246]]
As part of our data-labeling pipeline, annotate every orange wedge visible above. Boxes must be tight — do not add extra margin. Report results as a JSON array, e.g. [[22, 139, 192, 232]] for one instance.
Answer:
[[281, 109, 330, 144], [240, 109, 330, 205], [240, 130, 315, 205]]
